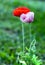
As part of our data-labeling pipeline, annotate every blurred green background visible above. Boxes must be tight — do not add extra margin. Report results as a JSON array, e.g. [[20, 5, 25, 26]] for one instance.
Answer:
[[0, 0, 45, 65]]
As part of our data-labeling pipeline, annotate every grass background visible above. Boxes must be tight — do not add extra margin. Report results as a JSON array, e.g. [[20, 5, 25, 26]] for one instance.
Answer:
[[0, 0, 45, 65]]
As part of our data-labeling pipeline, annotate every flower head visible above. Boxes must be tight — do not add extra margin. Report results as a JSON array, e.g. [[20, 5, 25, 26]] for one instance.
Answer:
[[13, 7, 34, 23], [13, 7, 30, 17], [20, 12, 34, 23]]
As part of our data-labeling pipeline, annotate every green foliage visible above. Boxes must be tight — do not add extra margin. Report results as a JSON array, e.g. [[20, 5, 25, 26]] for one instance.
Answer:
[[16, 39, 42, 65]]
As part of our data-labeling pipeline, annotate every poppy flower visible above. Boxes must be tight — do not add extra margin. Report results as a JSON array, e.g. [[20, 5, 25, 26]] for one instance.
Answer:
[[13, 7, 30, 17], [20, 12, 34, 23], [13, 7, 34, 23]]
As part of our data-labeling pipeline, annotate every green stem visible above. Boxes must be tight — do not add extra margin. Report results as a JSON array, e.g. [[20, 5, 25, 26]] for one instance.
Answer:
[[22, 22, 25, 53], [29, 23, 32, 50], [29, 23, 36, 53]]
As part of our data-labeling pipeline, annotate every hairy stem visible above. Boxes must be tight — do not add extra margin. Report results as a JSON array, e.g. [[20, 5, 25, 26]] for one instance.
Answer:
[[22, 23, 25, 53]]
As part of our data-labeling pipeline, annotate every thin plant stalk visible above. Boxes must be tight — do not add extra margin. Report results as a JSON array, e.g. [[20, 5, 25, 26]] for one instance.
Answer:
[[22, 22, 25, 53], [29, 23, 36, 53], [29, 23, 32, 51]]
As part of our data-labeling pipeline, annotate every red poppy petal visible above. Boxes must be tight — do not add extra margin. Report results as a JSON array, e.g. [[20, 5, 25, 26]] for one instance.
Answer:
[[13, 7, 30, 17]]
